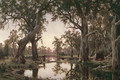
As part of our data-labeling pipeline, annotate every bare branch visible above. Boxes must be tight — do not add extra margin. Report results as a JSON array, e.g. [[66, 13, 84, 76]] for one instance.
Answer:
[[86, 30, 101, 37], [107, 32, 112, 41], [35, 36, 41, 42], [115, 35, 120, 45], [67, 26, 79, 29], [115, 20, 120, 27], [66, 24, 79, 29], [112, 16, 116, 25]]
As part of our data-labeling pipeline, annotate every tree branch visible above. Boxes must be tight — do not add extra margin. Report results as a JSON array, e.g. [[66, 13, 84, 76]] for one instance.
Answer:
[[115, 35, 120, 45], [112, 16, 116, 25], [35, 36, 41, 42], [67, 26, 79, 29], [107, 32, 112, 41], [115, 20, 120, 27], [86, 30, 101, 37], [66, 24, 79, 29], [60, 12, 82, 30]]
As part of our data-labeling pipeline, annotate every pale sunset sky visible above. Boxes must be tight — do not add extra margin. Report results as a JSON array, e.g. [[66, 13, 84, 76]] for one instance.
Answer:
[[0, 14, 67, 50]]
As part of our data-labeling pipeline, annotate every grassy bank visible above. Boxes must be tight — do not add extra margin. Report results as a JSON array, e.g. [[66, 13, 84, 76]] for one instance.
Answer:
[[0, 59, 43, 80]]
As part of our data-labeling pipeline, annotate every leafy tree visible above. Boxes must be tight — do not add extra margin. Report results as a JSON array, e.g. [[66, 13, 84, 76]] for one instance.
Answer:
[[52, 0, 99, 62], [3, 43, 9, 58], [0, 0, 53, 63], [0, 41, 9, 59], [0, 48, 4, 59], [0, 43, 4, 59], [52, 37, 62, 55], [9, 29, 19, 57], [62, 29, 81, 57]]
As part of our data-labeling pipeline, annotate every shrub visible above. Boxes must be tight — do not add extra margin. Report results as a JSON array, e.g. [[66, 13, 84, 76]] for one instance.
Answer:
[[0, 49, 5, 59]]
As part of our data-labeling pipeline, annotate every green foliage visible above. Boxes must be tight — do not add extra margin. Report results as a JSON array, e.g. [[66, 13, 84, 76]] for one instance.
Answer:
[[52, 37, 63, 54], [91, 70, 113, 80], [0, 49, 4, 59], [0, 0, 53, 34], [0, 63, 7, 72], [0, 48, 9, 59], [0, 43, 10, 59], [62, 30, 81, 51]]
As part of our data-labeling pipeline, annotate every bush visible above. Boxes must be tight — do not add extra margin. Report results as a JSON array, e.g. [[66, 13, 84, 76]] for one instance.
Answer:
[[0, 63, 7, 72], [3, 44, 9, 58], [0, 44, 9, 59], [0, 49, 5, 59]]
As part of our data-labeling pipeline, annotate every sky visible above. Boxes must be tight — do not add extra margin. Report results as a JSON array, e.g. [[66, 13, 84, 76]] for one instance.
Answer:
[[0, 14, 67, 50]]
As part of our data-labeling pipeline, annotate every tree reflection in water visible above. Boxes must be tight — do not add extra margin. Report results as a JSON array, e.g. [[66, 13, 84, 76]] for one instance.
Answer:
[[52, 62, 68, 76], [89, 67, 120, 80], [32, 69, 38, 78], [20, 61, 120, 80], [65, 62, 89, 80], [65, 62, 120, 80], [112, 72, 120, 80]]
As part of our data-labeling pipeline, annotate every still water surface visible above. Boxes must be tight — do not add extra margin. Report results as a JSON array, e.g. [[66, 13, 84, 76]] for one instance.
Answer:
[[18, 58, 120, 80], [24, 62, 74, 79]]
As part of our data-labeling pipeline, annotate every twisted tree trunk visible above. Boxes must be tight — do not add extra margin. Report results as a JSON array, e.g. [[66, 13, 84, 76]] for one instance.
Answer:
[[14, 12, 41, 64]]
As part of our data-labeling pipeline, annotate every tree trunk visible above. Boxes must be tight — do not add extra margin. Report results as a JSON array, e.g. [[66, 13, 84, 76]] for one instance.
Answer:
[[80, 17, 89, 62], [31, 36, 39, 61], [71, 47, 73, 58], [12, 41, 15, 57], [14, 12, 41, 64], [111, 16, 120, 70], [73, 0, 89, 62], [14, 39, 28, 64]]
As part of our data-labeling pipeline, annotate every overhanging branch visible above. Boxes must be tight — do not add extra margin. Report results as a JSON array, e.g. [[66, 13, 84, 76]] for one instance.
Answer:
[[60, 12, 82, 30]]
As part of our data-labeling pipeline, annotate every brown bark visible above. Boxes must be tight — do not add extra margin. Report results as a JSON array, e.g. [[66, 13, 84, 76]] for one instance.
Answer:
[[31, 36, 39, 61], [14, 12, 41, 64], [14, 41, 26, 64]]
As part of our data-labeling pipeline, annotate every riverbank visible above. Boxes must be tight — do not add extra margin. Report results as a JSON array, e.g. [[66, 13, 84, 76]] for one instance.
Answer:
[[0, 59, 43, 80], [0, 58, 120, 80]]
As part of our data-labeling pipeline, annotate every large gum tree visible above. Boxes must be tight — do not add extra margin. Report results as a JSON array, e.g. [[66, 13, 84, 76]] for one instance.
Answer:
[[0, 0, 53, 63], [52, 0, 99, 62]]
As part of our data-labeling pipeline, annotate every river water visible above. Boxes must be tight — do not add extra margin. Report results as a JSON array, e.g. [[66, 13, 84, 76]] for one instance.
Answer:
[[17, 58, 120, 80], [24, 62, 74, 80]]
